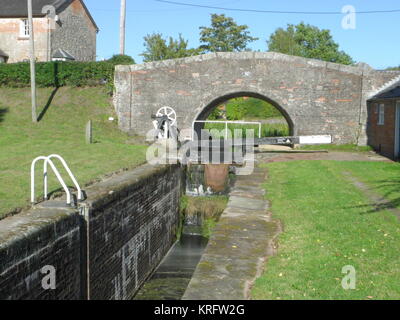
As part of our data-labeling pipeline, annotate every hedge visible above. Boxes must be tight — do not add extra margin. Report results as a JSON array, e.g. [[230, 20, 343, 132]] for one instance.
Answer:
[[0, 61, 119, 92]]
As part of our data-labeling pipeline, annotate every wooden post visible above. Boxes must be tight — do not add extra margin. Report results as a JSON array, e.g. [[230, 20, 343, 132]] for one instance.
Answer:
[[28, 0, 37, 122], [119, 0, 126, 55], [86, 120, 92, 144]]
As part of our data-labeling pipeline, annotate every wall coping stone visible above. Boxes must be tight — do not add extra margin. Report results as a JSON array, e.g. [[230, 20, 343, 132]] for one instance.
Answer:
[[0, 207, 78, 249], [115, 52, 391, 77], [82, 163, 177, 210]]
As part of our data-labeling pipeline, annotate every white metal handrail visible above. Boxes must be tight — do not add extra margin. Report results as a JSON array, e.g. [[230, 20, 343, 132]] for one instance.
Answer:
[[192, 120, 262, 140], [31, 154, 82, 206], [45, 154, 82, 201]]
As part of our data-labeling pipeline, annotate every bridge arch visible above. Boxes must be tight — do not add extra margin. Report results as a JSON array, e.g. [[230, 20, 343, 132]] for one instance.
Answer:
[[193, 91, 295, 137]]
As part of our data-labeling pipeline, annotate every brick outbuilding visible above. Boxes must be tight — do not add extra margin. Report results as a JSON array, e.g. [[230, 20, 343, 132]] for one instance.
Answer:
[[367, 80, 400, 159]]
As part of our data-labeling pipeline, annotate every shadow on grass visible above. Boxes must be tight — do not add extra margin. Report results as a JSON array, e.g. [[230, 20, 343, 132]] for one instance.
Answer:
[[349, 201, 400, 216], [38, 62, 60, 122], [37, 87, 59, 122], [345, 177, 400, 218], [0, 107, 8, 124]]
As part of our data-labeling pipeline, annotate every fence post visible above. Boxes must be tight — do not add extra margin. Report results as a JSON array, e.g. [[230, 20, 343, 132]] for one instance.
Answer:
[[86, 120, 92, 144]]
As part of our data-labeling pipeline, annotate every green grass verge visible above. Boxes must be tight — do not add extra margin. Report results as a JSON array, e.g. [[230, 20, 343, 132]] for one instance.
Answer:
[[299, 144, 373, 152], [204, 122, 289, 138], [251, 160, 400, 300], [0, 87, 147, 219]]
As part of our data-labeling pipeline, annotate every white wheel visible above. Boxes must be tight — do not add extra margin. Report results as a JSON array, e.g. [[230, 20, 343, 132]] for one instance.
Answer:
[[156, 106, 177, 126]]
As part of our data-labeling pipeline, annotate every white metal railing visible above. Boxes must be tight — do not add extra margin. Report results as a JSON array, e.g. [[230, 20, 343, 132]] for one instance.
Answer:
[[31, 154, 82, 206], [192, 120, 262, 140]]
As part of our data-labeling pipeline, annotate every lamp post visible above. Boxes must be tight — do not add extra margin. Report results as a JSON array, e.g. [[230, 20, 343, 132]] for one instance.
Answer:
[[120, 0, 126, 55], [28, 0, 37, 122]]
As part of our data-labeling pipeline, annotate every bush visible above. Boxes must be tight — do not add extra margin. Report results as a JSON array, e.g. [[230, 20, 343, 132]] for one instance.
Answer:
[[226, 98, 246, 120], [226, 97, 283, 119], [208, 108, 223, 120], [108, 54, 135, 65], [0, 60, 124, 93]]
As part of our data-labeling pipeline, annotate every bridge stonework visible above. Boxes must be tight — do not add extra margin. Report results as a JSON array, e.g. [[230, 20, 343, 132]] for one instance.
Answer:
[[114, 52, 400, 144]]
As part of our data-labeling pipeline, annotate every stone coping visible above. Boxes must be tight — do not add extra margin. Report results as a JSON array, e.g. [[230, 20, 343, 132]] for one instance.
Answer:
[[115, 52, 398, 77], [82, 163, 178, 210]]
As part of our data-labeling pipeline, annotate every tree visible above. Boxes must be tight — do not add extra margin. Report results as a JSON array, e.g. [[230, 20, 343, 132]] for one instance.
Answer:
[[140, 33, 200, 62], [386, 66, 400, 71], [108, 54, 135, 65], [267, 22, 354, 65], [199, 14, 258, 53]]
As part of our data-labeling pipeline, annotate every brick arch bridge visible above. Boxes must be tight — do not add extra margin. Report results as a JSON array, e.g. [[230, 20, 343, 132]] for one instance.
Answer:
[[114, 52, 400, 144]]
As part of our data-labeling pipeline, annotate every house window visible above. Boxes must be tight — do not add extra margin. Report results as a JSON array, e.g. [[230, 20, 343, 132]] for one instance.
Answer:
[[20, 19, 30, 38], [378, 104, 385, 125]]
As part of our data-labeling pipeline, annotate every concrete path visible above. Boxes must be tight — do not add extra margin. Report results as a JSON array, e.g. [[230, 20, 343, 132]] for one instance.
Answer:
[[182, 166, 281, 300], [256, 150, 391, 163]]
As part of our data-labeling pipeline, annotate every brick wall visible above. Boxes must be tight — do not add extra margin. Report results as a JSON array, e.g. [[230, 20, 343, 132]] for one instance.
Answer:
[[0, 208, 82, 299], [367, 100, 397, 159], [84, 164, 183, 299], [0, 164, 183, 300]]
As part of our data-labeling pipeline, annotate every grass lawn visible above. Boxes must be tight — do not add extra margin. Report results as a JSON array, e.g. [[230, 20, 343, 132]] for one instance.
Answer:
[[251, 160, 400, 300], [0, 86, 147, 219]]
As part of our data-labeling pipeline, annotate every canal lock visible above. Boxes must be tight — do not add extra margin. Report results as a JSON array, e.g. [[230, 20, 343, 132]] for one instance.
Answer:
[[133, 164, 235, 300]]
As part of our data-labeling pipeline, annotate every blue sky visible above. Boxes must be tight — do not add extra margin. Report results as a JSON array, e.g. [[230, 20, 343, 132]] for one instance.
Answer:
[[84, 0, 400, 69]]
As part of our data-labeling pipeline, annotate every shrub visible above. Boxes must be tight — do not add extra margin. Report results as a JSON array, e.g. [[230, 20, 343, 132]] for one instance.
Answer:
[[108, 54, 135, 65], [226, 98, 246, 120], [225, 97, 283, 119], [0, 60, 128, 93], [208, 108, 223, 120]]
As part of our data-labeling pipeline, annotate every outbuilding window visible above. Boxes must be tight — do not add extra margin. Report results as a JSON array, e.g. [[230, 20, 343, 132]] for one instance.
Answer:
[[378, 104, 385, 125]]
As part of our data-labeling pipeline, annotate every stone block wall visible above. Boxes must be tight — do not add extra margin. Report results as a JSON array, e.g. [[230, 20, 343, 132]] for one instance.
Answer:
[[51, 0, 97, 61]]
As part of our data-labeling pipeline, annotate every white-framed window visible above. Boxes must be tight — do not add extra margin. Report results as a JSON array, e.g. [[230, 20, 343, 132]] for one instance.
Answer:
[[378, 104, 385, 125], [19, 19, 30, 38]]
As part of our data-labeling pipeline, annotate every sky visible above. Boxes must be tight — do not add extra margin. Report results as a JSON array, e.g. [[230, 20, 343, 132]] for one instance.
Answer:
[[84, 0, 400, 69]]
